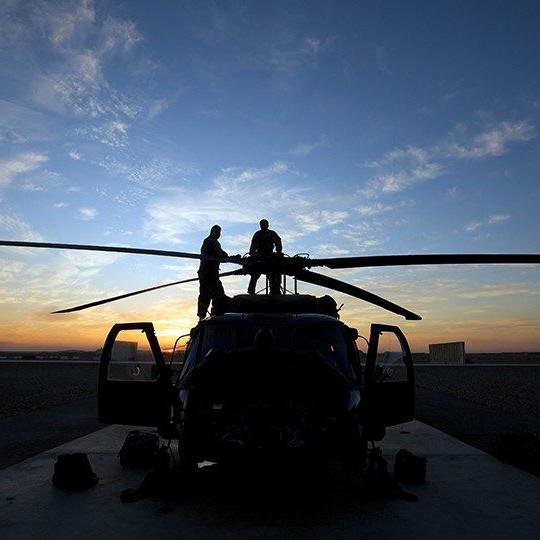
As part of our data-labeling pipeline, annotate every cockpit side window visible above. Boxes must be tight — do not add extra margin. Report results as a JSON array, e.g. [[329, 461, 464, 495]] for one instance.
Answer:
[[199, 325, 236, 361], [180, 333, 200, 376]]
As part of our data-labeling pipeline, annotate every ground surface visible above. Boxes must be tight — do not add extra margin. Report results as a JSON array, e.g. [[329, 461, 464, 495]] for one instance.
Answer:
[[1, 422, 540, 539], [414, 365, 540, 421], [0, 362, 97, 419]]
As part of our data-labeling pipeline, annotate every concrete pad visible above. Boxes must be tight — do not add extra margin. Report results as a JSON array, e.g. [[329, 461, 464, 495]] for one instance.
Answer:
[[1, 421, 539, 539]]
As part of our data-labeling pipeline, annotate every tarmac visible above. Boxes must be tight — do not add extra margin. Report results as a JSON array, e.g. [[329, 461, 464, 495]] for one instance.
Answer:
[[1, 363, 540, 538], [1, 421, 540, 539]]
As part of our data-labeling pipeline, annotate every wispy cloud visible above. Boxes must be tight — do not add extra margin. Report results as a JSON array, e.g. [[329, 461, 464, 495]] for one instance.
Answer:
[[364, 145, 430, 168], [290, 136, 327, 157], [458, 282, 537, 299], [20, 170, 62, 192], [443, 121, 536, 159], [361, 163, 444, 198], [358, 202, 395, 216], [296, 210, 348, 233], [362, 120, 535, 198], [76, 121, 130, 147], [68, 150, 83, 160], [145, 161, 302, 242], [0, 152, 48, 187], [100, 16, 142, 54], [47, 0, 96, 45], [266, 35, 329, 73], [21, 1, 146, 122], [0, 213, 42, 241], [78, 207, 98, 220], [143, 161, 348, 245], [465, 214, 510, 232]]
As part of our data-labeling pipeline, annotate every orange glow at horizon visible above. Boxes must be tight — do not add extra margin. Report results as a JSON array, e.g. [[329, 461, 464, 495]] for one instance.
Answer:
[[1, 299, 539, 353]]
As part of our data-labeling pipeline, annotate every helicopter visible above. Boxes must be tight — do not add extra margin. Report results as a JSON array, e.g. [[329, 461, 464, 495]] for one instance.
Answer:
[[1, 239, 539, 475]]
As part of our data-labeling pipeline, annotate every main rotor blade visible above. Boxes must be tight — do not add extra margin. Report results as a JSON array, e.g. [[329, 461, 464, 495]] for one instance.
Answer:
[[295, 269, 422, 320], [308, 253, 540, 269], [52, 269, 245, 313], [0, 240, 243, 265]]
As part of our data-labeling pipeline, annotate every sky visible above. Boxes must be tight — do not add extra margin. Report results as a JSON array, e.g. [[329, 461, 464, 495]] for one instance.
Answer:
[[0, 0, 539, 352]]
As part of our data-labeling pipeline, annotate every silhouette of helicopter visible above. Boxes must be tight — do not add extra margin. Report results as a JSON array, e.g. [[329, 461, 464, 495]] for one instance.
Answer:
[[2, 239, 539, 475]]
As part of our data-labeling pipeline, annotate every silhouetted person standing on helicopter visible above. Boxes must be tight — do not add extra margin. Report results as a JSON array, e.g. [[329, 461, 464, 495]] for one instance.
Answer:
[[197, 225, 229, 319], [248, 219, 282, 295]]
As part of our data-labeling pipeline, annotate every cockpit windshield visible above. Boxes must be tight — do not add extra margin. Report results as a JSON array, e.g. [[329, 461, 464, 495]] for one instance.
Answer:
[[197, 323, 355, 379]]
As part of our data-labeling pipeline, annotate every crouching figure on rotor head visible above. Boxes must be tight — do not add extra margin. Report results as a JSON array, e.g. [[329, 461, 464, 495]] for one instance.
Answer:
[[247, 219, 283, 295]]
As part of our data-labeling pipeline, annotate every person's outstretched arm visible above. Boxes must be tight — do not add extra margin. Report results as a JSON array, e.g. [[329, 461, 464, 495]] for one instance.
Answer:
[[274, 232, 282, 254], [249, 232, 259, 255]]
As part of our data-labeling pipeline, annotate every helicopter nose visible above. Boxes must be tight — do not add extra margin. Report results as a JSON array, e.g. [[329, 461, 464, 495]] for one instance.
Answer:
[[254, 328, 276, 350]]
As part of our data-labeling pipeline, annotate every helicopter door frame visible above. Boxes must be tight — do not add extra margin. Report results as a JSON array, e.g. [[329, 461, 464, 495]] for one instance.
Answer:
[[363, 323, 415, 429], [98, 322, 171, 427]]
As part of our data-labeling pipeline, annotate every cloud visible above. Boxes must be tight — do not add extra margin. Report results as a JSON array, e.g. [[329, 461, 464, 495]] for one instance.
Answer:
[[317, 244, 351, 256], [26, 2, 144, 120], [290, 136, 327, 157], [357, 203, 395, 216], [144, 161, 348, 245], [96, 155, 198, 192], [20, 169, 62, 192], [458, 283, 538, 299], [79, 207, 98, 220], [145, 162, 301, 242], [361, 120, 535, 198], [296, 210, 348, 234], [48, 0, 95, 44], [147, 98, 171, 119], [365, 146, 430, 168], [53, 202, 68, 208], [0, 213, 43, 241], [68, 150, 83, 160], [100, 16, 142, 54], [0, 152, 48, 187], [487, 214, 510, 225], [465, 214, 510, 232], [34, 50, 141, 119], [444, 121, 536, 159], [361, 163, 444, 198], [266, 35, 329, 73], [0, 129, 27, 144], [76, 120, 130, 147]]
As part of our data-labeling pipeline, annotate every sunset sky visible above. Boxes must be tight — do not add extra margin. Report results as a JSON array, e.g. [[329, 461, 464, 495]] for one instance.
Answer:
[[1, 0, 539, 352]]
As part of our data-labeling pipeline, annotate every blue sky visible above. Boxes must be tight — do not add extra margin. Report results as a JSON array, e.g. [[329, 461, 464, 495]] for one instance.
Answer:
[[0, 0, 539, 351]]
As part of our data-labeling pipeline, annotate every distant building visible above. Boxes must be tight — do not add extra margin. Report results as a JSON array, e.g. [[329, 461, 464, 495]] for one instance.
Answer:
[[111, 341, 138, 362], [429, 341, 465, 364]]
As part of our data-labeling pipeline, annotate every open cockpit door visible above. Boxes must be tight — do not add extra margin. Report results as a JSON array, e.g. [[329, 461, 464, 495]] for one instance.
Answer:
[[362, 324, 415, 431], [98, 322, 171, 426]]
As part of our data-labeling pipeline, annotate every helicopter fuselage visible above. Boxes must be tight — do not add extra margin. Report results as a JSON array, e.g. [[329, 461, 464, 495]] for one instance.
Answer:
[[97, 295, 415, 468]]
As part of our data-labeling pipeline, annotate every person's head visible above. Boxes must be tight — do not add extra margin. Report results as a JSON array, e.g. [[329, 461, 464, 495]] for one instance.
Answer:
[[259, 219, 269, 230], [210, 224, 221, 239]]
